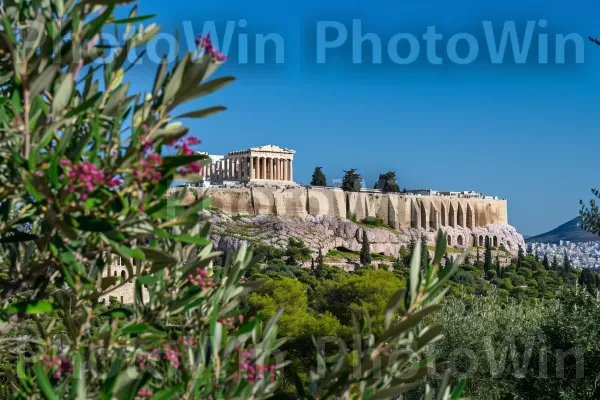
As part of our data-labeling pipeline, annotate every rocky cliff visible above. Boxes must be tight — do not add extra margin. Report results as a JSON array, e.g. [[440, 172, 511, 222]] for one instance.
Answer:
[[208, 212, 525, 257]]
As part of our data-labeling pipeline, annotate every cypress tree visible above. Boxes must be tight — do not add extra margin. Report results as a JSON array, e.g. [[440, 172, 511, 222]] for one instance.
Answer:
[[315, 247, 324, 277], [542, 253, 550, 270], [495, 254, 501, 278], [342, 169, 362, 192], [563, 251, 572, 281], [484, 236, 493, 276], [405, 236, 417, 266], [551, 254, 559, 270], [421, 234, 429, 266], [360, 230, 372, 265], [517, 245, 524, 271], [476, 246, 481, 266], [310, 166, 327, 187]]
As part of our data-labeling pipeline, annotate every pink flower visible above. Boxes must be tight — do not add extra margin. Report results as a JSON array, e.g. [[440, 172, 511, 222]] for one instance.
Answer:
[[197, 33, 227, 63], [189, 268, 216, 290], [188, 162, 202, 173], [187, 137, 201, 146], [134, 154, 163, 184], [136, 388, 153, 399], [106, 178, 121, 187], [64, 161, 118, 199]]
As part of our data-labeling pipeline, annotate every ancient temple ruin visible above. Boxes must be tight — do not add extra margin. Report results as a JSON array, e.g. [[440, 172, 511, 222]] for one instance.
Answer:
[[199, 145, 295, 184]]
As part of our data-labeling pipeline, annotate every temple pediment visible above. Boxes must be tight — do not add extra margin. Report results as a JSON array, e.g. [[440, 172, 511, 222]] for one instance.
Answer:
[[249, 145, 295, 153]]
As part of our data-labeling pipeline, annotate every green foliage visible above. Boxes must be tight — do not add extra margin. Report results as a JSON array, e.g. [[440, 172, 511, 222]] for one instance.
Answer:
[[579, 188, 600, 236], [285, 237, 312, 266], [310, 166, 327, 187], [578, 268, 600, 294], [374, 171, 400, 193], [361, 216, 387, 227], [341, 169, 362, 192]]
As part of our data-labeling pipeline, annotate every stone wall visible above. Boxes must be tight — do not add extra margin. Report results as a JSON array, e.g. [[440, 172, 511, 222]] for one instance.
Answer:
[[169, 187, 509, 230]]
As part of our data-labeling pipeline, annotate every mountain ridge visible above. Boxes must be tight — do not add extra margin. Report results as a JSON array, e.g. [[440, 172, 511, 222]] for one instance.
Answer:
[[526, 216, 600, 244]]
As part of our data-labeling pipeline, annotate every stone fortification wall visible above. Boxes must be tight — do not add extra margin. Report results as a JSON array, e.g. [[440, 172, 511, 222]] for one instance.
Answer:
[[169, 187, 509, 230]]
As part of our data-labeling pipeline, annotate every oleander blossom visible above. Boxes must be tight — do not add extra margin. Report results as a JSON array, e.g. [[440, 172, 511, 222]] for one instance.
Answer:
[[220, 314, 244, 330], [60, 160, 120, 200], [136, 347, 159, 370], [171, 136, 204, 175], [195, 33, 227, 62], [163, 343, 182, 370], [189, 267, 216, 290], [40, 353, 72, 379], [133, 153, 163, 184], [238, 348, 276, 384], [135, 388, 153, 399]]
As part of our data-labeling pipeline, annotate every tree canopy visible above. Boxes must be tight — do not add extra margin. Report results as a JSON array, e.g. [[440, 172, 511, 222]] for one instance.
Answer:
[[310, 166, 327, 186], [374, 171, 400, 193], [341, 169, 362, 192]]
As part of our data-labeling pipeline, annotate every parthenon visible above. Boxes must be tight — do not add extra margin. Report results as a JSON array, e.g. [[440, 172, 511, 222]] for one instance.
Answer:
[[199, 145, 295, 184]]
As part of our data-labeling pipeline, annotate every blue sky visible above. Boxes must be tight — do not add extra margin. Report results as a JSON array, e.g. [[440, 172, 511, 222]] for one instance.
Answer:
[[121, 0, 600, 235]]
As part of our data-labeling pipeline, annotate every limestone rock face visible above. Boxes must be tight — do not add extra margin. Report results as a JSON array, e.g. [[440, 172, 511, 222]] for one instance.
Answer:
[[208, 212, 525, 257]]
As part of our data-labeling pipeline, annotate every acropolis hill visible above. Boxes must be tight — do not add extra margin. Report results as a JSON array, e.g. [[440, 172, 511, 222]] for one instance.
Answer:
[[169, 145, 525, 258]]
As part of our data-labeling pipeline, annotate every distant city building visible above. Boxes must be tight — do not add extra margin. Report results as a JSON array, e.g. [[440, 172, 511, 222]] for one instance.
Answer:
[[528, 241, 600, 270], [406, 189, 438, 196]]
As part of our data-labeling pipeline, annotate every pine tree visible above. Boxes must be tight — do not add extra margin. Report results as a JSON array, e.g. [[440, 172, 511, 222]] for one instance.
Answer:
[[360, 230, 372, 265], [578, 268, 597, 294], [374, 171, 400, 193], [484, 236, 493, 276], [310, 166, 327, 187], [542, 253, 550, 270]]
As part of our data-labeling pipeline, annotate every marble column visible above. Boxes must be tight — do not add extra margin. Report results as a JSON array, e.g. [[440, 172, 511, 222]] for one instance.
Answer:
[[279, 159, 283, 180], [250, 157, 255, 179], [283, 159, 288, 181], [289, 160, 293, 182], [276, 159, 280, 180], [260, 158, 265, 179], [271, 158, 275, 180]]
